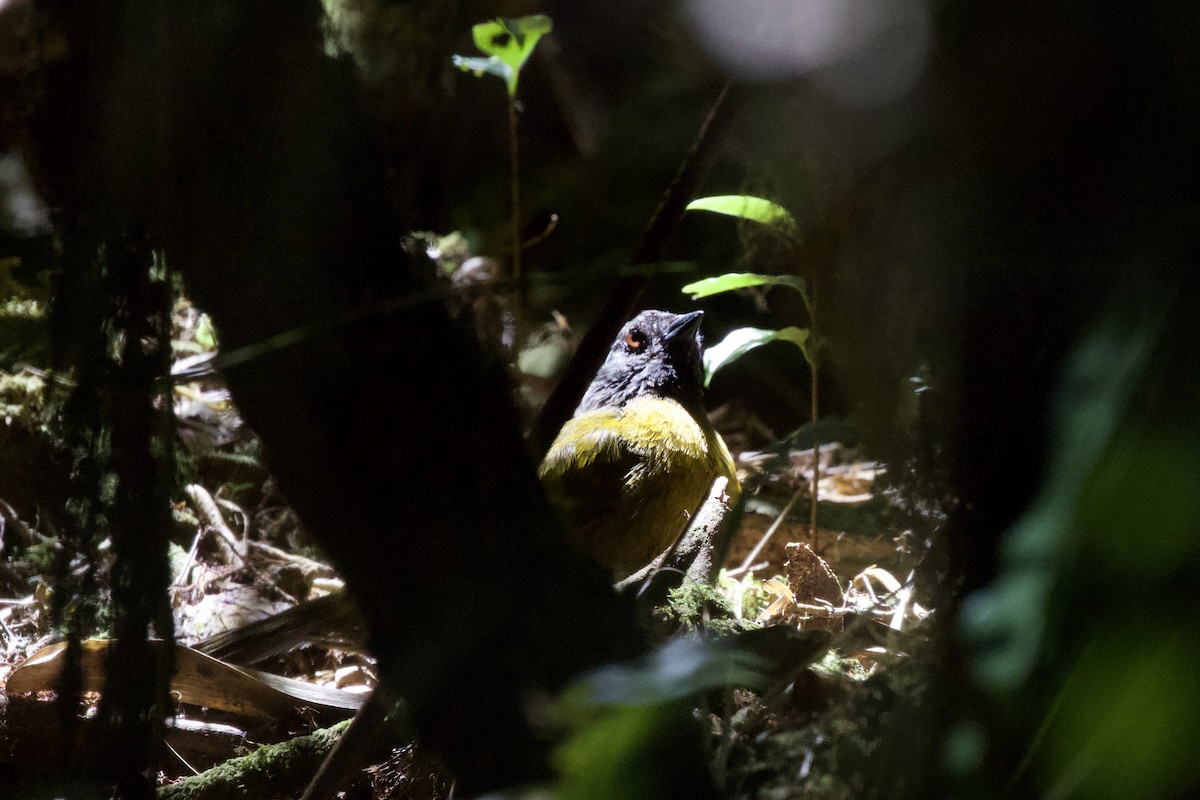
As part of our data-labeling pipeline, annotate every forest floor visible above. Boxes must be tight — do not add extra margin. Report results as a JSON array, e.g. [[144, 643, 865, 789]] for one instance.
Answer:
[[0, 298, 941, 799]]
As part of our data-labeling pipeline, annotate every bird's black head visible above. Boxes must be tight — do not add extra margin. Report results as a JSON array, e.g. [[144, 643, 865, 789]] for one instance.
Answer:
[[576, 310, 706, 413]]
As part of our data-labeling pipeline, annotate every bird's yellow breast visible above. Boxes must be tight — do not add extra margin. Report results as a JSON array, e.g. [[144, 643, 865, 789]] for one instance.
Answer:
[[539, 395, 739, 577]]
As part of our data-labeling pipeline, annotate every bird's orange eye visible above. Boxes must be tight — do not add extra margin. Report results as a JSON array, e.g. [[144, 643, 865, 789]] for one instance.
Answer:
[[625, 328, 647, 352]]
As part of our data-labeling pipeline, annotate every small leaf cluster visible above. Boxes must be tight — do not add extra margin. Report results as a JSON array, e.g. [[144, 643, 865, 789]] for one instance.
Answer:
[[451, 14, 552, 97]]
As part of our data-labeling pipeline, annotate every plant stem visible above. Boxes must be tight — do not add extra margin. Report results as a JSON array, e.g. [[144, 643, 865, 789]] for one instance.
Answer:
[[508, 94, 522, 308], [810, 281, 820, 549]]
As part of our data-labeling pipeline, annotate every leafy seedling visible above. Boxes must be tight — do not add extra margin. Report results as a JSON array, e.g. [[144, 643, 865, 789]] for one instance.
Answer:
[[452, 15, 552, 97], [684, 194, 827, 537], [453, 15, 554, 297]]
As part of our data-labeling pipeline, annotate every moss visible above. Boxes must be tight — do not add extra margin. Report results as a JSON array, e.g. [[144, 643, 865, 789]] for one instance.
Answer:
[[660, 580, 749, 638], [157, 720, 350, 800]]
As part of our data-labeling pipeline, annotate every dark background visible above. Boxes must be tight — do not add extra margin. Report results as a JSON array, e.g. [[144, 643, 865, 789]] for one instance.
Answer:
[[2, 0, 1198, 797]]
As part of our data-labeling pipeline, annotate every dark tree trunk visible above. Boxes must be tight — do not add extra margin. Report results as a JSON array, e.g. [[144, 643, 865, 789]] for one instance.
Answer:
[[29, 1, 644, 791]]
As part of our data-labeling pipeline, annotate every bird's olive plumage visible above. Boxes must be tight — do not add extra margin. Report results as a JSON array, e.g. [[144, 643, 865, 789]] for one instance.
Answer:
[[539, 310, 739, 578]]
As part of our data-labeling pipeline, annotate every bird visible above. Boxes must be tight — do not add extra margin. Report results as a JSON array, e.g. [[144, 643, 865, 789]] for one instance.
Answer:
[[539, 309, 739, 578]]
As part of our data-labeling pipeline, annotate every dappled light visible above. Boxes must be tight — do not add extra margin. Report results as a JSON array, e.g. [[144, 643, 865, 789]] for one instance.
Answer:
[[684, 0, 931, 105]]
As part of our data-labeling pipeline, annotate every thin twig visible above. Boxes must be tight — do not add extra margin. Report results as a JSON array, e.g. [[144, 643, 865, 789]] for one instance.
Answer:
[[171, 528, 202, 588], [727, 485, 805, 577], [521, 212, 558, 251], [166, 739, 201, 777], [757, 579, 920, 709], [809, 280, 820, 550], [508, 94, 522, 308], [529, 81, 742, 457]]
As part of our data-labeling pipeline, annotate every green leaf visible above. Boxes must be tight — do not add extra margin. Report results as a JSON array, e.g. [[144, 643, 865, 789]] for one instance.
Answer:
[[552, 638, 766, 799], [703, 326, 811, 386], [195, 313, 218, 349], [685, 195, 796, 231], [457, 14, 553, 96], [555, 701, 691, 800], [579, 637, 766, 708], [681, 272, 806, 299]]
